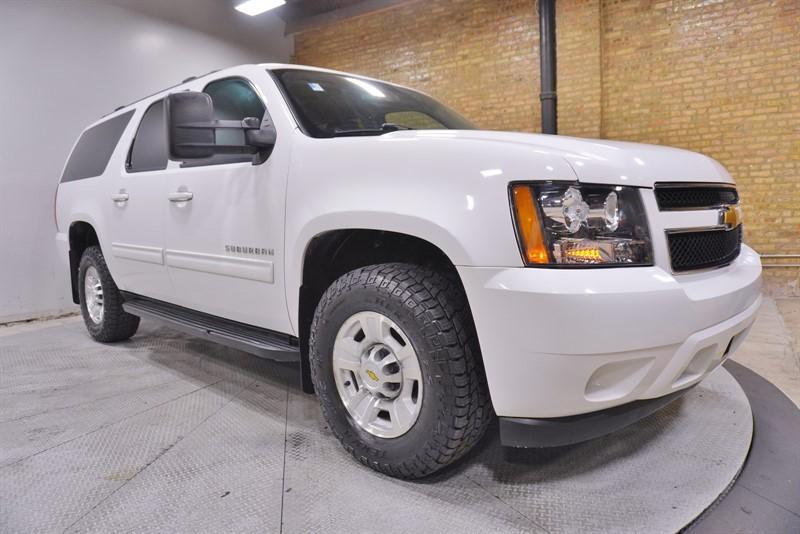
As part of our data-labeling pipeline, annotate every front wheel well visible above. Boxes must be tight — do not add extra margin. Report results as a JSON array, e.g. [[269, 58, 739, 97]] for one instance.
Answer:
[[298, 229, 477, 393], [68, 222, 100, 304]]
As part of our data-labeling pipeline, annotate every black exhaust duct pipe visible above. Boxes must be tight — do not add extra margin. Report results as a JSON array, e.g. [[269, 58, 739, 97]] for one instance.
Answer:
[[538, 0, 557, 134]]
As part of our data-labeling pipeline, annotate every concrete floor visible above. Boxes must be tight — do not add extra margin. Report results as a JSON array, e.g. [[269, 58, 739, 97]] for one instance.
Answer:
[[0, 305, 762, 533], [732, 297, 800, 406]]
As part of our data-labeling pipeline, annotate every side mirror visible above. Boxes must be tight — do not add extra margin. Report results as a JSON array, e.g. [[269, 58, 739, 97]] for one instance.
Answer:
[[166, 92, 216, 160], [166, 91, 277, 162]]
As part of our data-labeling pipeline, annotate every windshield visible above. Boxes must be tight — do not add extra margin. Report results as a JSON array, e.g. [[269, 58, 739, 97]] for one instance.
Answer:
[[272, 69, 475, 138]]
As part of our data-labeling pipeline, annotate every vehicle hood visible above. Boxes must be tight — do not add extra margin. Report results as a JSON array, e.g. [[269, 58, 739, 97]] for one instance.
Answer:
[[389, 130, 734, 188]]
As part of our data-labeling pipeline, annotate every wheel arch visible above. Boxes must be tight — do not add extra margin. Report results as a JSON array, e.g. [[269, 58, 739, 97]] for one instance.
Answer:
[[295, 227, 478, 394]]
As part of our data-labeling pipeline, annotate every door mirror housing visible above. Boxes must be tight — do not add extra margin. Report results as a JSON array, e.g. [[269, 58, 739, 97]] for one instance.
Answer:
[[166, 92, 216, 160], [166, 91, 277, 163]]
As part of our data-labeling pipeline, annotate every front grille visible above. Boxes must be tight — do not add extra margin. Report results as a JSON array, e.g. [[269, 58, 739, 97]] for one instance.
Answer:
[[667, 226, 742, 272], [655, 185, 738, 210]]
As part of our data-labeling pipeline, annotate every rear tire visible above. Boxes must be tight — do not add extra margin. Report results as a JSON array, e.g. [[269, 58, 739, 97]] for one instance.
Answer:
[[78, 246, 139, 342], [309, 263, 491, 479]]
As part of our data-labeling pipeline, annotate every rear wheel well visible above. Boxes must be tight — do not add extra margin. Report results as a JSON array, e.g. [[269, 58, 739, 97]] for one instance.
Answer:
[[68, 222, 100, 304], [298, 230, 473, 393]]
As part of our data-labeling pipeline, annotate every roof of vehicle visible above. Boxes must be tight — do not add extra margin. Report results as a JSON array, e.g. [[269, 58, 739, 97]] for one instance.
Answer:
[[261, 62, 378, 79]]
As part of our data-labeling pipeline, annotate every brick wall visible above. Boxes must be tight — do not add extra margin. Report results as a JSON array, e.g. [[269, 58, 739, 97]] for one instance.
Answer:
[[294, 0, 542, 132], [294, 0, 800, 295], [600, 0, 800, 295]]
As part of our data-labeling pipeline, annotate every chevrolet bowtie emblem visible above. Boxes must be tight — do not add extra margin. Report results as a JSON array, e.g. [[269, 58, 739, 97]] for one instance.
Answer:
[[719, 205, 743, 230]]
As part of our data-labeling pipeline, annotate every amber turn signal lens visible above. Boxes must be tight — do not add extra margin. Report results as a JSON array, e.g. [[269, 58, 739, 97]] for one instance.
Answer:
[[511, 185, 550, 264]]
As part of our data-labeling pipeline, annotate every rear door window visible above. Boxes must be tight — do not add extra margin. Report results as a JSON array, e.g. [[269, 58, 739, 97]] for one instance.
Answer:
[[127, 100, 168, 173], [61, 110, 134, 182]]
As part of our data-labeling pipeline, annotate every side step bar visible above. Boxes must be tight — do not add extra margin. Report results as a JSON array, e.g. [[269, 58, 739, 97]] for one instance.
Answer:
[[121, 293, 300, 362]]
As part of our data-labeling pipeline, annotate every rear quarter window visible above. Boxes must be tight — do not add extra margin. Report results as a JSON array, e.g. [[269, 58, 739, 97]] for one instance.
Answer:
[[61, 110, 134, 182]]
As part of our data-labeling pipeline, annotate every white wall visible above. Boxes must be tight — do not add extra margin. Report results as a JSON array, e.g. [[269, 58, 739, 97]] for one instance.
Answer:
[[0, 0, 293, 323]]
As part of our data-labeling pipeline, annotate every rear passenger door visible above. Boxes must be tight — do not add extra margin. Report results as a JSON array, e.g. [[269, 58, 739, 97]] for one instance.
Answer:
[[162, 76, 292, 332], [106, 99, 172, 301]]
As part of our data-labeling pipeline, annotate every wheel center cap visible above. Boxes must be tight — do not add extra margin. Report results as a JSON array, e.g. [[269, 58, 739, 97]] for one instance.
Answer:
[[359, 345, 402, 398]]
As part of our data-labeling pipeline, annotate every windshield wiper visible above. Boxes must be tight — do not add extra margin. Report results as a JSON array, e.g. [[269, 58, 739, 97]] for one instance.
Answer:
[[332, 123, 414, 137]]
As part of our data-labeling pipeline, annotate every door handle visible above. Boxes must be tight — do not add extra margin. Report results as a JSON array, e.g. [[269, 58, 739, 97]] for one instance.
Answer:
[[111, 192, 129, 203], [168, 191, 193, 202]]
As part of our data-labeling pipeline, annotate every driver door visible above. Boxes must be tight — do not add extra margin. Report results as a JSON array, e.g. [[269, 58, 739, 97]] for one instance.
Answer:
[[162, 76, 292, 332]]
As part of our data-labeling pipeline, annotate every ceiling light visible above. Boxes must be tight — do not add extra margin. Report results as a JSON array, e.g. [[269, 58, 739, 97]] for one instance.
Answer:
[[235, 0, 285, 16]]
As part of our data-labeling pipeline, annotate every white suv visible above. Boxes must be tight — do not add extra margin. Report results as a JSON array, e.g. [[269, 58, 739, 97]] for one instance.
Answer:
[[55, 64, 762, 478]]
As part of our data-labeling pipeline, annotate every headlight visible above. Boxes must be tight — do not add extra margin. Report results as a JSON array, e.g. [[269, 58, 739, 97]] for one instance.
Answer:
[[510, 182, 653, 267]]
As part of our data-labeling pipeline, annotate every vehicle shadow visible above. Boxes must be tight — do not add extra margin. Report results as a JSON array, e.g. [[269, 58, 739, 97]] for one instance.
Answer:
[[123, 321, 303, 413]]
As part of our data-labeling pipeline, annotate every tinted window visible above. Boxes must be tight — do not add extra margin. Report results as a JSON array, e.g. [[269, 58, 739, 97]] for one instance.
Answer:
[[184, 78, 266, 167], [272, 69, 474, 138], [61, 110, 134, 182], [127, 100, 168, 173]]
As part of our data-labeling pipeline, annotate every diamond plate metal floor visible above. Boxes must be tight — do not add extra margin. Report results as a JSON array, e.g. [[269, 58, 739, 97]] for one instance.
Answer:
[[0, 318, 752, 533]]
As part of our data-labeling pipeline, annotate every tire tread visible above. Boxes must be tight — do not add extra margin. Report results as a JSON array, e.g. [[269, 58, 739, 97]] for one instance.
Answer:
[[310, 263, 491, 479], [79, 246, 139, 343]]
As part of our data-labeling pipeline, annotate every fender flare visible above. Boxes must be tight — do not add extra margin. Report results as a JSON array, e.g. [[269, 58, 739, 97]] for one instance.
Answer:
[[286, 211, 471, 334]]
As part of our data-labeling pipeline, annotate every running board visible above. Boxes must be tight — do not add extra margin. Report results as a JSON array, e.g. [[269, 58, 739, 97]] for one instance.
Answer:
[[121, 293, 299, 362]]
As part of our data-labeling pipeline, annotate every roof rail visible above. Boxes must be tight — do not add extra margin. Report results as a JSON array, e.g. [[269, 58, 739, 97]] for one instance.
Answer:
[[103, 68, 223, 117]]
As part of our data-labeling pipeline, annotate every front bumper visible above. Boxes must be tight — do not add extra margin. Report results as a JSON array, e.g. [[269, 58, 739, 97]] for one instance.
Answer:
[[457, 244, 762, 420]]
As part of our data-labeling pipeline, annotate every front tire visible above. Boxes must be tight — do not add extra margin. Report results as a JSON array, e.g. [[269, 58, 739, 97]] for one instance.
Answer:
[[309, 263, 491, 479], [78, 246, 140, 342]]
